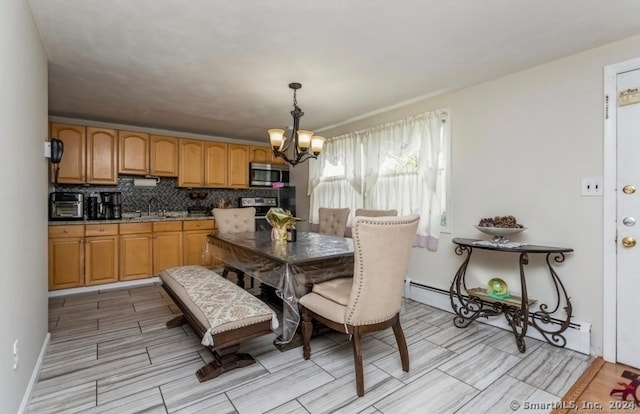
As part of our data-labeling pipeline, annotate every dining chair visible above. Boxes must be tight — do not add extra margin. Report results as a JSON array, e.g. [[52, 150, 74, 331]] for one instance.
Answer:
[[355, 208, 398, 217], [318, 207, 350, 237], [299, 213, 420, 397], [212, 207, 256, 288]]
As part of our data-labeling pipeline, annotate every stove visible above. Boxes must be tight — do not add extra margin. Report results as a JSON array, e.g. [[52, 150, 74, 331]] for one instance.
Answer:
[[239, 197, 278, 231]]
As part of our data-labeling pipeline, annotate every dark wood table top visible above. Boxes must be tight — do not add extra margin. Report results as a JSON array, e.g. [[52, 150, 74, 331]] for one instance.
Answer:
[[209, 231, 354, 265], [452, 237, 573, 253]]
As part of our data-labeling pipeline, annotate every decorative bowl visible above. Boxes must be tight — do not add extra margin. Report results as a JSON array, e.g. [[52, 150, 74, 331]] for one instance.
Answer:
[[474, 225, 527, 237]]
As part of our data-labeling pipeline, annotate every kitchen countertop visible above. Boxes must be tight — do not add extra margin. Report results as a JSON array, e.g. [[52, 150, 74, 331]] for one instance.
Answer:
[[48, 212, 214, 225]]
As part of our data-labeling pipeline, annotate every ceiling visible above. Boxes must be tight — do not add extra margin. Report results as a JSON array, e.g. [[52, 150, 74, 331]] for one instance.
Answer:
[[28, 0, 640, 143]]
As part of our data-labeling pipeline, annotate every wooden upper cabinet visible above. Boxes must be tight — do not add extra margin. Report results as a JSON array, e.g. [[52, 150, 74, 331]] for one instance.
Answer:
[[178, 139, 205, 187], [50, 123, 117, 184], [228, 144, 249, 188], [205, 141, 228, 188], [150, 135, 179, 177], [118, 130, 150, 175], [87, 127, 118, 185], [250, 145, 286, 165], [50, 123, 86, 183], [250, 146, 271, 163]]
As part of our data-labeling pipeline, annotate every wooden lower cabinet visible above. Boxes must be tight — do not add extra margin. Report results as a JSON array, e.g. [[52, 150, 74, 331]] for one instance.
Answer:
[[119, 222, 153, 281], [85, 235, 119, 285], [48, 226, 84, 290], [49, 219, 215, 290], [183, 220, 215, 267], [152, 221, 183, 274], [48, 224, 120, 289], [85, 224, 119, 285]]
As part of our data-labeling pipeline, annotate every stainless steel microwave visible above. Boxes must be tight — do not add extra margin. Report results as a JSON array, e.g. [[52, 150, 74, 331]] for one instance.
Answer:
[[250, 163, 290, 187]]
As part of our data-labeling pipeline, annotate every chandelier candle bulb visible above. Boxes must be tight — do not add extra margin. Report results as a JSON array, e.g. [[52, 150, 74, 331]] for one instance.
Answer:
[[296, 130, 313, 149], [311, 136, 325, 154], [268, 129, 285, 149]]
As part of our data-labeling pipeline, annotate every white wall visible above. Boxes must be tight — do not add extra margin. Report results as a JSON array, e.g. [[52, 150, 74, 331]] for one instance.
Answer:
[[0, 1, 49, 412], [308, 34, 640, 355]]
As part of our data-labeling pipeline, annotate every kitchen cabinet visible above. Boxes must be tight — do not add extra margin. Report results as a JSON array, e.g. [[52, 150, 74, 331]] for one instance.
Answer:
[[50, 123, 118, 185], [150, 135, 179, 177], [183, 219, 216, 267], [118, 132, 179, 177], [118, 131, 150, 175], [228, 144, 250, 188], [119, 222, 153, 281], [179, 139, 249, 188], [205, 141, 228, 187], [153, 221, 183, 274], [84, 224, 119, 285], [48, 225, 84, 290], [250, 145, 286, 165], [48, 224, 119, 289], [49, 218, 216, 290], [178, 139, 205, 187]]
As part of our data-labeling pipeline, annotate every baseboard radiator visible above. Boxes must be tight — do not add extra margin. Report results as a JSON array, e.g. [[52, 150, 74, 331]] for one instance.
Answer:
[[404, 279, 591, 355]]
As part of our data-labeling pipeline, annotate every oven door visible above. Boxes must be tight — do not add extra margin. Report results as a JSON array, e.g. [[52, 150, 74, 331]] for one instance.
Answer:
[[255, 216, 271, 231]]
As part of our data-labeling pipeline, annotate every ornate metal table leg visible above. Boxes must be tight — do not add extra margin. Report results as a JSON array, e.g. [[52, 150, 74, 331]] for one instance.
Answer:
[[529, 252, 572, 348], [503, 252, 530, 352], [449, 245, 501, 328]]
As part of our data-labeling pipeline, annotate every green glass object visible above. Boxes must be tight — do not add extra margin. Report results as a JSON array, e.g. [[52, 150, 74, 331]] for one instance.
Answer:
[[487, 277, 509, 299]]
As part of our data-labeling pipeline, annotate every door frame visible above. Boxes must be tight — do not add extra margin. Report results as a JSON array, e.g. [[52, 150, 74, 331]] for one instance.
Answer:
[[602, 56, 640, 362]]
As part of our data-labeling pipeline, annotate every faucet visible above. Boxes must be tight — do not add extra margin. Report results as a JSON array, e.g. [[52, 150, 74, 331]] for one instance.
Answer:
[[148, 197, 158, 216]]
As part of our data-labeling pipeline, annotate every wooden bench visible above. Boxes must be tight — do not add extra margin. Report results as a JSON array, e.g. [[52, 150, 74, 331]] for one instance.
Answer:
[[159, 265, 278, 382]]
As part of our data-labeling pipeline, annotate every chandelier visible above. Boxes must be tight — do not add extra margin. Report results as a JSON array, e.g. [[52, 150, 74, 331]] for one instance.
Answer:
[[268, 82, 325, 167]]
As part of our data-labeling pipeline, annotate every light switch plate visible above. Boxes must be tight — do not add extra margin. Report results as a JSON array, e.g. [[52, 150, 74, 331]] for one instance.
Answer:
[[581, 177, 603, 196], [44, 141, 51, 158]]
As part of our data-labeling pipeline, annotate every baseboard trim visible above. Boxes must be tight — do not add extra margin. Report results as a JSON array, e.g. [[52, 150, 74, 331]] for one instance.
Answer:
[[19, 332, 50, 414], [404, 279, 592, 355], [48, 277, 160, 298]]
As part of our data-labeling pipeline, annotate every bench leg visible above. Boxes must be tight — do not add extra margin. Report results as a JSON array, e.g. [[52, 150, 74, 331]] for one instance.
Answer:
[[196, 344, 256, 382]]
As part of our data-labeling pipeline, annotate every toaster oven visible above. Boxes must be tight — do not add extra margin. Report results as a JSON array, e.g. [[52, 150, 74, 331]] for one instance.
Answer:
[[49, 192, 84, 221]]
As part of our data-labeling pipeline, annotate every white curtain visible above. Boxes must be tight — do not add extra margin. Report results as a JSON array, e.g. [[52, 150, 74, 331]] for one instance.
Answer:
[[308, 133, 363, 224], [309, 109, 448, 250]]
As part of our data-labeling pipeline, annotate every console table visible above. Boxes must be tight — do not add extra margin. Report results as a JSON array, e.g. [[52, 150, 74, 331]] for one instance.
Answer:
[[449, 238, 574, 352]]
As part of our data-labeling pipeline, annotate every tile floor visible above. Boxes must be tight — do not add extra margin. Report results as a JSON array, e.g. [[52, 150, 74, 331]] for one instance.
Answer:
[[28, 281, 594, 414]]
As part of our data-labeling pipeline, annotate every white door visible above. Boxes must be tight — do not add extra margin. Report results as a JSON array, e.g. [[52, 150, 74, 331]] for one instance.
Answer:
[[616, 68, 640, 369]]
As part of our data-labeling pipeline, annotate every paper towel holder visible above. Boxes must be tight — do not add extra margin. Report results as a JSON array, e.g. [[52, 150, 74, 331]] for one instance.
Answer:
[[134, 176, 161, 187]]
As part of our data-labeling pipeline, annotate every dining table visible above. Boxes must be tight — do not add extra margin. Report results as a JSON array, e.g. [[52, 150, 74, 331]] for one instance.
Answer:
[[207, 230, 354, 348]]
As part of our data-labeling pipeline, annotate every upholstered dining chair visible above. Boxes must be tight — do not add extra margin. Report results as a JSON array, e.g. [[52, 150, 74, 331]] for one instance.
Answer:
[[299, 214, 420, 397], [212, 207, 255, 288], [318, 207, 350, 237], [355, 208, 398, 217]]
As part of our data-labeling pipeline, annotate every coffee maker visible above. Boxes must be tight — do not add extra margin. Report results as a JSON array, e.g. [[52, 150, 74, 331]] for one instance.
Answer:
[[99, 192, 122, 220]]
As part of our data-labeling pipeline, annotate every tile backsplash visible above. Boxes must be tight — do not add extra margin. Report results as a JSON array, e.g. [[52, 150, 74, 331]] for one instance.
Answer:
[[51, 176, 296, 215]]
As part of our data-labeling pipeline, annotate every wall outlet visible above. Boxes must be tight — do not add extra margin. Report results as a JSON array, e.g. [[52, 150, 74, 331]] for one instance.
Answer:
[[12, 339, 18, 370], [581, 177, 603, 196]]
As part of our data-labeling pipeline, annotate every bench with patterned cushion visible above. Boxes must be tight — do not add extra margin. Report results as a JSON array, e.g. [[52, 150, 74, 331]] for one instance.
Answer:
[[160, 265, 278, 382]]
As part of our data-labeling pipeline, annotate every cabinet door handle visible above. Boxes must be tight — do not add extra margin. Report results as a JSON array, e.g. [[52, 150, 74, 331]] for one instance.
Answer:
[[63, 229, 69, 234]]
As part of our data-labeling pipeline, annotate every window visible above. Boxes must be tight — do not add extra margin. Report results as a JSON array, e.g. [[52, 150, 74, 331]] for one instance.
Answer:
[[309, 109, 450, 249]]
